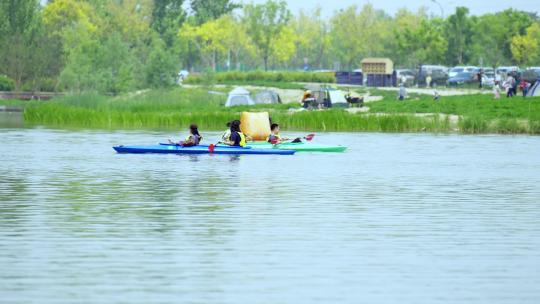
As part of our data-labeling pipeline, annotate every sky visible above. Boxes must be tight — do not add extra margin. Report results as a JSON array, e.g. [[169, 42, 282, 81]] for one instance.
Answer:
[[245, 0, 539, 17]]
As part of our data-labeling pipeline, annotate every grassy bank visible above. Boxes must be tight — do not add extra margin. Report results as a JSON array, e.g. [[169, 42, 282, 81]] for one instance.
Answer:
[[365, 89, 540, 134], [21, 86, 540, 134]]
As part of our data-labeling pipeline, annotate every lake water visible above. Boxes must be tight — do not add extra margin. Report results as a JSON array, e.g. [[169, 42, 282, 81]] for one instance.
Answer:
[[1, 114, 540, 303]]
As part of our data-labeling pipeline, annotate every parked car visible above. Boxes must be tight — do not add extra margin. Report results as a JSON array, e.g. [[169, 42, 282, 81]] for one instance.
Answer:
[[396, 69, 416, 86], [447, 72, 477, 86], [521, 68, 540, 84], [496, 66, 519, 75], [417, 65, 448, 86], [482, 71, 496, 87], [449, 66, 478, 78]]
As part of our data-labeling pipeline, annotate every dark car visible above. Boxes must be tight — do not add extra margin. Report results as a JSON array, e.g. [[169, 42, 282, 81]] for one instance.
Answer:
[[521, 69, 540, 84], [417, 69, 448, 86], [447, 72, 477, 87]]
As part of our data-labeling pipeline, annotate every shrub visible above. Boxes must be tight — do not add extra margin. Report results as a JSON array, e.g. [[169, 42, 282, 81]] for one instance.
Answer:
[[0, 75, 15, 91], [185, 71, 336, 85]]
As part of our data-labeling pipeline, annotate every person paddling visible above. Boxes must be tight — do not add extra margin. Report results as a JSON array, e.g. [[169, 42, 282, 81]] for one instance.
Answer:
[[267, 123, 290, 144], [168, 124, 202, 147], [221, 122, 232, 142], [223, 120, 246, 147]]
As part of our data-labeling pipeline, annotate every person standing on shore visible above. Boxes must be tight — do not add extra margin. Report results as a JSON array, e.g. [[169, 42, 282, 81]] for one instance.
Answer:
[[493, 82, 501, 99], [521, 80, 529, 97], [477, 69, 483, 88], [426, 73, 432, 88], [398, 84, 406, 101], [506, 75, 515, 98], [512, 73, 519, 97]]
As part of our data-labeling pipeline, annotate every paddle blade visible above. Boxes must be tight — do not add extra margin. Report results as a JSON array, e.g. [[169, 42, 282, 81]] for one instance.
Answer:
[[208, 144, 215, 153], [304, 134, 315, 141]]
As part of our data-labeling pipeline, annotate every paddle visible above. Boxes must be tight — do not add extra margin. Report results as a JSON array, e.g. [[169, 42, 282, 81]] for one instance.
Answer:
[[304, 133, 315, 141], [270, 133, 315, 146]]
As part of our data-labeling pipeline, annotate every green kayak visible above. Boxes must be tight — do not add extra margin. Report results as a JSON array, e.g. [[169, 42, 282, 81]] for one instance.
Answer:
[[246, 141, 347, 152]]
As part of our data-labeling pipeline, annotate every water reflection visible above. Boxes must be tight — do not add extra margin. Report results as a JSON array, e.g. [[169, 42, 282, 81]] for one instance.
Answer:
[[1, 128, 540, 303]]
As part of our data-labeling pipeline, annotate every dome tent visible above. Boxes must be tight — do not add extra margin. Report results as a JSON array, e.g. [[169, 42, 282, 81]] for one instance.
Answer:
[[225, 87, 255, 107], [255, 90, 282, 104], [527, 77, 540, 97]]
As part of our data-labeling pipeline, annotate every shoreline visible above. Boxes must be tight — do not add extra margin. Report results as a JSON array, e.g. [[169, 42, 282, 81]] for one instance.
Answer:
[[7, 86, 540, 135]]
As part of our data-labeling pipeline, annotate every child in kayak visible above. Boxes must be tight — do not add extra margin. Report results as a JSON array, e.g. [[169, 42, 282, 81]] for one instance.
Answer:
[[267, 123, 290, 144], [168, 124, 202, 147], [221, 122, 231, 142], [223, 120, 246, 147]]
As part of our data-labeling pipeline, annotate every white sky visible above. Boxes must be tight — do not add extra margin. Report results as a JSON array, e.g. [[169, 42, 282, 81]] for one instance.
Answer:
[[243, 0, 539, 17]]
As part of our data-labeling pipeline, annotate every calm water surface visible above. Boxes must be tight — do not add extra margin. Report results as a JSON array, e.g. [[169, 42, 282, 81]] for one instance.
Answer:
[[1, 117, 540, 303]]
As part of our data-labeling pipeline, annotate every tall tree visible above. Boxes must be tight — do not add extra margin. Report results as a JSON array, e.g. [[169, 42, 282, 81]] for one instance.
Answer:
[[179, 15, 254, 71], [0, 0, 42, 90], [292, 7, 330, 69], [190, 0, 241, 25], [395, 18, 447, 67], [330, 4, 391, 70], [243, 0, 291, 71], [511, 23, 540, 66], [445, 7, 473, 65], [152, 0, 186, 47]]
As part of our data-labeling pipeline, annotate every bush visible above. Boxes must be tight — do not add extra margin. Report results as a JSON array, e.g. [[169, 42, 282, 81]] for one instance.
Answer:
[[0, 75, 15, 91], [184, 71, 336, 85]]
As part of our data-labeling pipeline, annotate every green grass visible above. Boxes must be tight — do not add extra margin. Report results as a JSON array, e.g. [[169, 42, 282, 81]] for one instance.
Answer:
[[22, 86, 540, 134], [367, 93, 540, 120], [213, 80, 306, 90], [0, 99, 28, 107]]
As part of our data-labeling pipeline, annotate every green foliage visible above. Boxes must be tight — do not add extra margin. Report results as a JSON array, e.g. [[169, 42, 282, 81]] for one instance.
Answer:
[[22, 87, 540, 134], [4, 1, 540, 93], [59, 32, 135, 94], [152, 0, 186, 47], [511, 23, 540, 66], [396, 18, 447, 67], [0, 0, 45, 90], [145, 38, 178, 88], [191, 0, 241, 25], [445, 7, 473, 65], [185, 71, 335, 85], [243, 0, 292, 70], [0, 75, 15, 91], [291, 7, 331, 69]]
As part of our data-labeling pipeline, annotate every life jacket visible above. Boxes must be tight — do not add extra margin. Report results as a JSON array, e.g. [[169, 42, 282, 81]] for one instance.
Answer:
[[238, 132, 246, 147], [184, 134, 201, 145], [266, 134, 281, 143], [229, 131, 246, 147]]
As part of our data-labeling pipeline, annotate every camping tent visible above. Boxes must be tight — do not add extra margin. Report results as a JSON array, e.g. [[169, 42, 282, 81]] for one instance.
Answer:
[[225, 87, 255, 107], [527, 77, 540, 97], [255, 90, 282, 104], [327, 88, 347, 106], [311, 87, 347, 108]]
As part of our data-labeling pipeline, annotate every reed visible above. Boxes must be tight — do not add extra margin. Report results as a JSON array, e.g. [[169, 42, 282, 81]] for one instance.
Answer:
[[22, 87, 540, 134]]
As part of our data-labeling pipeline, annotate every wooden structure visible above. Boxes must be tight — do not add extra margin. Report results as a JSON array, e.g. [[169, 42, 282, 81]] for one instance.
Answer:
[[0, 91, 64, 100], [361, 58, 396, 87], [361, 58, 394, 75]]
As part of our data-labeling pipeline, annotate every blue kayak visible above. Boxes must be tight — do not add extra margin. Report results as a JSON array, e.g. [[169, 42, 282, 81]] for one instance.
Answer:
[[113, 144, 295, 155]]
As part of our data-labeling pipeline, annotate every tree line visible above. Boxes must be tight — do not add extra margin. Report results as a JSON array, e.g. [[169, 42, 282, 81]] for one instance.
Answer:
[[1, 0, 539, 93]]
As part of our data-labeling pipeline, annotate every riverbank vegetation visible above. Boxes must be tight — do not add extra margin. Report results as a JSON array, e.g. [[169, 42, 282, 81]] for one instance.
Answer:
[[1, 1, 539, 94], [21, 87, 540, 134]]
